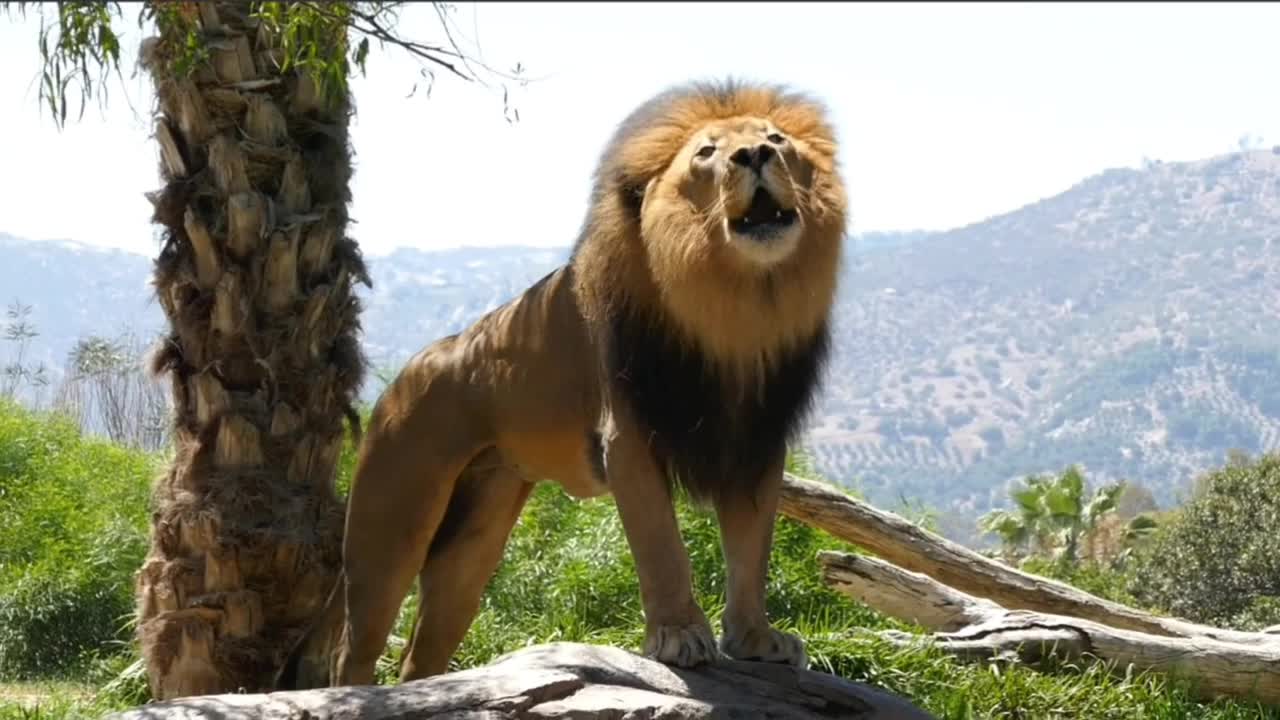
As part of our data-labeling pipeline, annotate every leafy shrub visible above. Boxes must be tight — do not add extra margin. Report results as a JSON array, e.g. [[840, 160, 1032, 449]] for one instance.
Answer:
[[0, 401, 156, 678], [1019, 556, 1139, 607], [1129, 452, 1280, 628], [1232, 596, 1280, 631]]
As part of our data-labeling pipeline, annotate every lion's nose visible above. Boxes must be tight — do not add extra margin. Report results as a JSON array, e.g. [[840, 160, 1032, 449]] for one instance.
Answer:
[[730, 143, 775, 173]]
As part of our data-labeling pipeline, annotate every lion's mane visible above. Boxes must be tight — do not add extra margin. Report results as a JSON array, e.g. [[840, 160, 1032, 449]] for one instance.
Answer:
[[569, 78, 848, 503]]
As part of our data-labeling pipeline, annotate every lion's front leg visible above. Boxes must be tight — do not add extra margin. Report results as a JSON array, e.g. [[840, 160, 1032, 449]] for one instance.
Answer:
[[713, 449, 808, 668], [603, 416, 719, 668]]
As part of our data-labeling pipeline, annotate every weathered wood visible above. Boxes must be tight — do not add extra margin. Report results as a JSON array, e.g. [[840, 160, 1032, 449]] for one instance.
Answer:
[[299, 221, 337, 281], [227, 192, 265, 260], [210, 271, 251, 340], [244, 95, 288, 146], [262, 229, 301, 314], [210, 35, 257, 85], [277, 151, 312, 217], [820, 551, 1280, 705], [779, 473, 1271, 645], [105, 642, 939, 720], [155, 120, 189, 178], [183, 208, 222, 290], [213, 414, 264, 468], [209, 134, 251, 195]]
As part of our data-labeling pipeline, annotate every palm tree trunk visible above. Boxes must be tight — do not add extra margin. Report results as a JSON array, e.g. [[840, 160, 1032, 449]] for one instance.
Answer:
[[133, 0, 367, 699]]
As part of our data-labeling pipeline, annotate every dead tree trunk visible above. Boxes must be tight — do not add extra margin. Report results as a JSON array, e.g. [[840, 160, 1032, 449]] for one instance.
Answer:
[[778, 473, 1269, 645], [819, 551, 1280, 705], [771, 473, 1280, 705]]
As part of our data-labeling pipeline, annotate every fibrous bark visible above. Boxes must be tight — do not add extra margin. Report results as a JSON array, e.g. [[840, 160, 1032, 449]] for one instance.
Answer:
[[135, 0, 368, 700]]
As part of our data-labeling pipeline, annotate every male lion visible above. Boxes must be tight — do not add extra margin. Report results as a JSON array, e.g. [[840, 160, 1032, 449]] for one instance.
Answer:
[[278, 77, 848, 689]]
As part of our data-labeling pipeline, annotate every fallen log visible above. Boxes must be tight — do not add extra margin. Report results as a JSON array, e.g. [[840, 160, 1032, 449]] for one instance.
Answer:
[[779, 473, 1273, 646], [820, 550, 1280, 705], [105, 641, 940, 719]]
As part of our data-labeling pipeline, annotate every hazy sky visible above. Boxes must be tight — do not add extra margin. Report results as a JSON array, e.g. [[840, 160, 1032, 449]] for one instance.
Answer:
[[3, 2, 1279, 258]]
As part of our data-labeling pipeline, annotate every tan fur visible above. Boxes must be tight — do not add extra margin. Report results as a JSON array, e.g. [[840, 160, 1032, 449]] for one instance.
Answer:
[[277, 79, 848, 690]]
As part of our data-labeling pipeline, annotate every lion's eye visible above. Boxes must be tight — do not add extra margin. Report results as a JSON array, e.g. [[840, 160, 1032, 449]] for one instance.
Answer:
[[767, 132, 786, 144], [695, 145, 716, 159]]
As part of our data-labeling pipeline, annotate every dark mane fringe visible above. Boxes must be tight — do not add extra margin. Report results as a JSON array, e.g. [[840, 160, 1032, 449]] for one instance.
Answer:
[[606, 298, 832, 505]]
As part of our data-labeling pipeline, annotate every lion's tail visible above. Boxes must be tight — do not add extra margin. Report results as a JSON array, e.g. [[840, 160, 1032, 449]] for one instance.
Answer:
[[275, 569, 347, 691]]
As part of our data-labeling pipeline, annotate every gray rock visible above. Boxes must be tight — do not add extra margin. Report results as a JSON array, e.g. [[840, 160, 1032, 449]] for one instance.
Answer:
[[106, 642, 939, 719]]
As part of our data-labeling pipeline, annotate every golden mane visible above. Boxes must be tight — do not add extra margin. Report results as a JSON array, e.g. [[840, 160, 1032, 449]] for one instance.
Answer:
[[570, 78, 848, 377]]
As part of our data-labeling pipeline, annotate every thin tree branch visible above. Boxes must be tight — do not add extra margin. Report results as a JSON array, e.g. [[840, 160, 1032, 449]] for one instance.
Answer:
[[303, 2, 474, 83]]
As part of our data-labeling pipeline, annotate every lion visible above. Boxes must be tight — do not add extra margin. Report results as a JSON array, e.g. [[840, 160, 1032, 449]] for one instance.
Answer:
[[277, 77, 848, 690]]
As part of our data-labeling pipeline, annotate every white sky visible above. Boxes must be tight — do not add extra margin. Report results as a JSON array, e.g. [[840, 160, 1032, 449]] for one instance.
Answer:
[[3, 1, 1280, 259]]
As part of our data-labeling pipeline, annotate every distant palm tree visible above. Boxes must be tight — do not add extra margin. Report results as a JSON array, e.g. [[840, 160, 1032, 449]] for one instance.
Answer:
[[980, 466, 1124, 566]]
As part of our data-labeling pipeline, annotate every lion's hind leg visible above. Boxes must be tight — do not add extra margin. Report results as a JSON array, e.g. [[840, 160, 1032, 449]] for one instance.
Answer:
[[398, 448, 534, 682], [334, 399, 490, 687]]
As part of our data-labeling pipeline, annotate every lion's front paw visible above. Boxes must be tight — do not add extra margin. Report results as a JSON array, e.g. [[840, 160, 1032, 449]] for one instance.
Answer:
[[720, 623, 808, 669], [644, 622, 721, 668]]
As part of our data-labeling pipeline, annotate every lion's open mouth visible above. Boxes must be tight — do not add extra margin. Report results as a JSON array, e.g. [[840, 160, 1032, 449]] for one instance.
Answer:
[[729, 187, 798, 238]]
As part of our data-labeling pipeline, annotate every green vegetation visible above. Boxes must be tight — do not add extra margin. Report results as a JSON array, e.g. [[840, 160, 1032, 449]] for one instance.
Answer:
[[975, 465, 1168, 609], [978, 466, 1126, 567], [0, 400, 156, 681], [3, 402, 1280, 718], [1129, 452, 1280, 630]]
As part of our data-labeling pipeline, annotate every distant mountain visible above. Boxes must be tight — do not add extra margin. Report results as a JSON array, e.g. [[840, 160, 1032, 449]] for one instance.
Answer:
[[3, 148, 1279, 544], [0, 232, 161, 365], [807, 149, 1280, 536]]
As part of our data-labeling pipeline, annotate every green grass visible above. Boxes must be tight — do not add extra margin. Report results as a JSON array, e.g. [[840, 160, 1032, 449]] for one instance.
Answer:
[[1, 401, 1278, 719]]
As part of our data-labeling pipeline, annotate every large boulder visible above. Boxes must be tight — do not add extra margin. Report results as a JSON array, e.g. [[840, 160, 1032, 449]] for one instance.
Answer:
[[106, 642, 938, 719]]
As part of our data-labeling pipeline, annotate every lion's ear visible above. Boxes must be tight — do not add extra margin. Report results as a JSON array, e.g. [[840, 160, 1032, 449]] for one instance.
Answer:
[[618, 183, 644, 220], [618, 176, 659, 222]]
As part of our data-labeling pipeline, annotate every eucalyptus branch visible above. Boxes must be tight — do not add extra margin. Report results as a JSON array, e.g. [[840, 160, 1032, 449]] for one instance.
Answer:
[[3, 0, 127, 129], [5, 0, 535, 129], [345, 4, 471, 81], [328, 2, 535, 89], [428, 2, 486, 85]]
